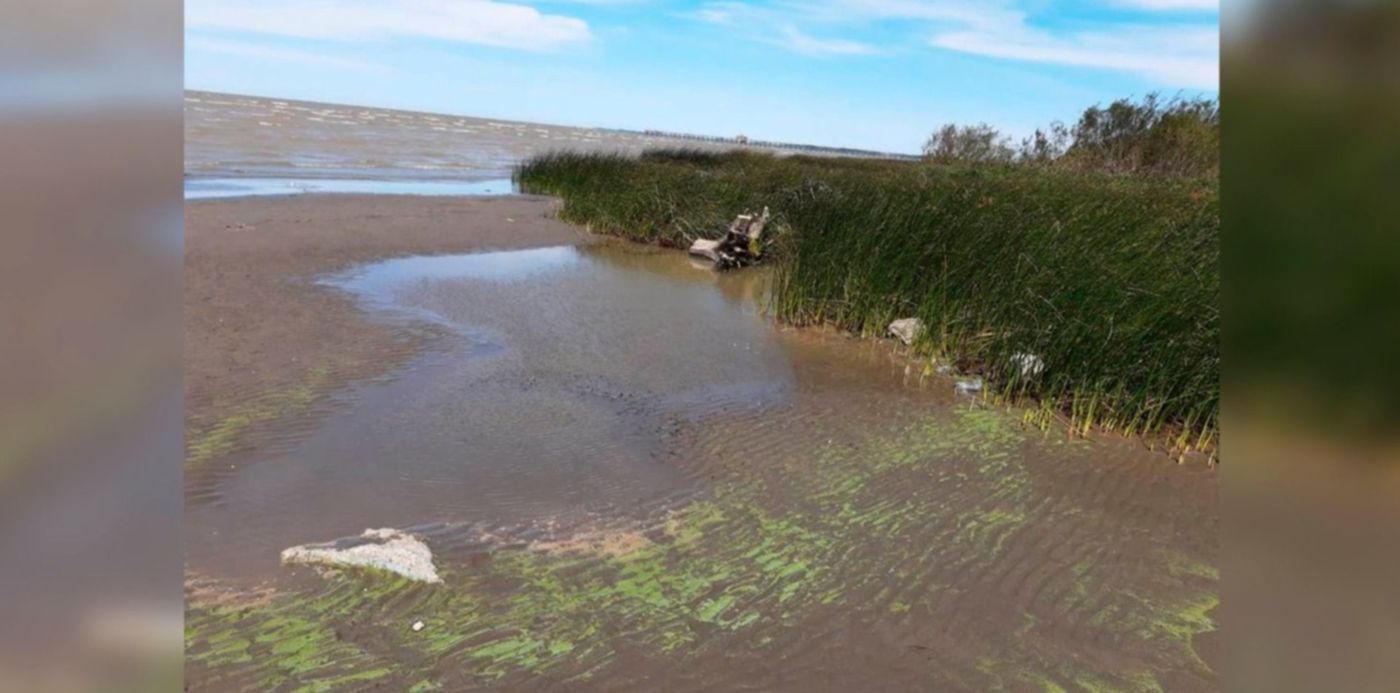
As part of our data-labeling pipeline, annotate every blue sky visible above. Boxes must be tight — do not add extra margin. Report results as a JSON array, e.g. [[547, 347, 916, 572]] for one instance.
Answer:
[[185, 0, 1219, 154]]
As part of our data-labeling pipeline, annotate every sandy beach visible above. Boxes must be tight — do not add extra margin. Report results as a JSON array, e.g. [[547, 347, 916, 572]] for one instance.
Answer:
[[184, 194, 586, 438]]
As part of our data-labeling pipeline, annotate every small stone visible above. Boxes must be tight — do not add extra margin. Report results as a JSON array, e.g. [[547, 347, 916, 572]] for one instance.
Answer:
[[888, 318, 924, 346], [412, 620, 425, 632]]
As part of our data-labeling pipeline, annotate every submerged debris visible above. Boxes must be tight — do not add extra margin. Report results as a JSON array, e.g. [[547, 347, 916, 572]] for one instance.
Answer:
[[688, 207, 770, 270], [1011, 352, 1045, 377], [887, 318, 924, 346], [281, 528, 442, 583]]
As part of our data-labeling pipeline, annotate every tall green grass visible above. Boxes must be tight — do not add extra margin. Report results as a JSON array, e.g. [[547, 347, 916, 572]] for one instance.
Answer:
[[516, 150, 1218, 453]]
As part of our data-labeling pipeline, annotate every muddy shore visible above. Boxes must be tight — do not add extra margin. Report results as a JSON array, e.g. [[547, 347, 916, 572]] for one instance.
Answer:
[[185, 195, 585, 444], [184, 194, 1218, 691]]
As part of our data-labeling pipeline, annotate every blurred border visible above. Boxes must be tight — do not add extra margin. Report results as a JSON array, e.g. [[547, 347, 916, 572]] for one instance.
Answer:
[[1225, 0, 1400, 690], [1, 0, 183, 689], [5, 0, 1400, 688]]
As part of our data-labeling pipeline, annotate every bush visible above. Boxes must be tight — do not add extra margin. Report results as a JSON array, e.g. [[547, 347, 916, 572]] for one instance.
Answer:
[[923, 124, 1016, 164], [1061, 94, 1219, 177], [925, 94, 1220, 178]]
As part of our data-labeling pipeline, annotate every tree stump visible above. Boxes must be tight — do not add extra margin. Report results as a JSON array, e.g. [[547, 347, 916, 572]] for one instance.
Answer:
[[688, 207, 771, 270]]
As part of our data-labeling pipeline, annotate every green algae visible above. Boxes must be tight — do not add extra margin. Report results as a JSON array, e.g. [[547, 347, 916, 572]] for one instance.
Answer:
[[188, 403, 1217, 689], [187, 603, 392, 690], [974, 656, 1085, 693], [1160, 549, 1220, 582], [1117, 591, 1219, 675], [955, 509, 1027, 557], [186, 366, 332, 469], [917, 525, 1216, 692]]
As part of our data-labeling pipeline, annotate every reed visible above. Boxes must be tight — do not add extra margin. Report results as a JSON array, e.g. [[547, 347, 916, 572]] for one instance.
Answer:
[[515, 150, 1218, 451]]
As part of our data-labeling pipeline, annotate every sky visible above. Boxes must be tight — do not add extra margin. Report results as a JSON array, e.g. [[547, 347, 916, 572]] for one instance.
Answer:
[[184, 0, 1220, 154]]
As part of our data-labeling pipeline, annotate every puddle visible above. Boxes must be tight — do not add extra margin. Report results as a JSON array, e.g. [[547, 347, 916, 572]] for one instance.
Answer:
[[186, 242, 1219, 691], [184, 176, 516, 200]]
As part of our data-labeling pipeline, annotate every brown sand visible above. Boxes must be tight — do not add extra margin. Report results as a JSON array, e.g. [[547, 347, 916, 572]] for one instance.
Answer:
[[184, 194, 586, 440]]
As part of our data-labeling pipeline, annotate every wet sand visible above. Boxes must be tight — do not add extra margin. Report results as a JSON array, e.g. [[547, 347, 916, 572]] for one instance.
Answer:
[[185, 195, 1218, 692], [185, 194, 585, 441]]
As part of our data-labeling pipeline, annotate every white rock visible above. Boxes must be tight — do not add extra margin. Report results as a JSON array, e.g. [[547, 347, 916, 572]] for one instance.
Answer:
[[281, 528, 442, 583], [412, 620, 425, 632], [1011, 352, 1045, 377], [887, 318, 924, 346], [955, 378, 984, 394]]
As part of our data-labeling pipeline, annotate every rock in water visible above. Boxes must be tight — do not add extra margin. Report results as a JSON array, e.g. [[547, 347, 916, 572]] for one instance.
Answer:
[[281, 528, 442, 583], [887, 318, 924, 346]]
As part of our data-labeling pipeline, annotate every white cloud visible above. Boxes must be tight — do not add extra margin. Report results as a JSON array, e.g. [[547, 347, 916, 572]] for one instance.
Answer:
[[694, 2, 882, 57], [186, 36, 389, 73], [776, 27, 881, 56], [1110, 0, 1218, 10], [534, 0, 647, 5], [185, 0, 593, 52], [809, 0, 1021, 30], [930, 23, 1218, 89], [692, 0, 1217, 88]]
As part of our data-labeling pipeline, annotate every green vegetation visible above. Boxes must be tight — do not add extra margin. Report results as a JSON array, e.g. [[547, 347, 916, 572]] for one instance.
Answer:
[[925, 94, 1219, 177], [188, 404, 1216, 690], [515, 149, 1218, 452]]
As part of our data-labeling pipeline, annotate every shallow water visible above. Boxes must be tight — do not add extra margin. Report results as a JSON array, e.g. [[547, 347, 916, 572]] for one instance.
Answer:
[[186, 243, 791, 579], [186, 91, 758, 183], [186, 242, 1219, 691], [183, 176, 517, 200], [184, 90, 912, 194]]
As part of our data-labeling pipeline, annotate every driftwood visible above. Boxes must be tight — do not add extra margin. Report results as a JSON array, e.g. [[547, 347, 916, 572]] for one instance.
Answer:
[[689, 207, 771, 270]]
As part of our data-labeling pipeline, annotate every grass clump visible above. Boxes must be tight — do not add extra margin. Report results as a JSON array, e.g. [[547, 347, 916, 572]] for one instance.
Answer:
[[515, 150, 1217, 451]]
